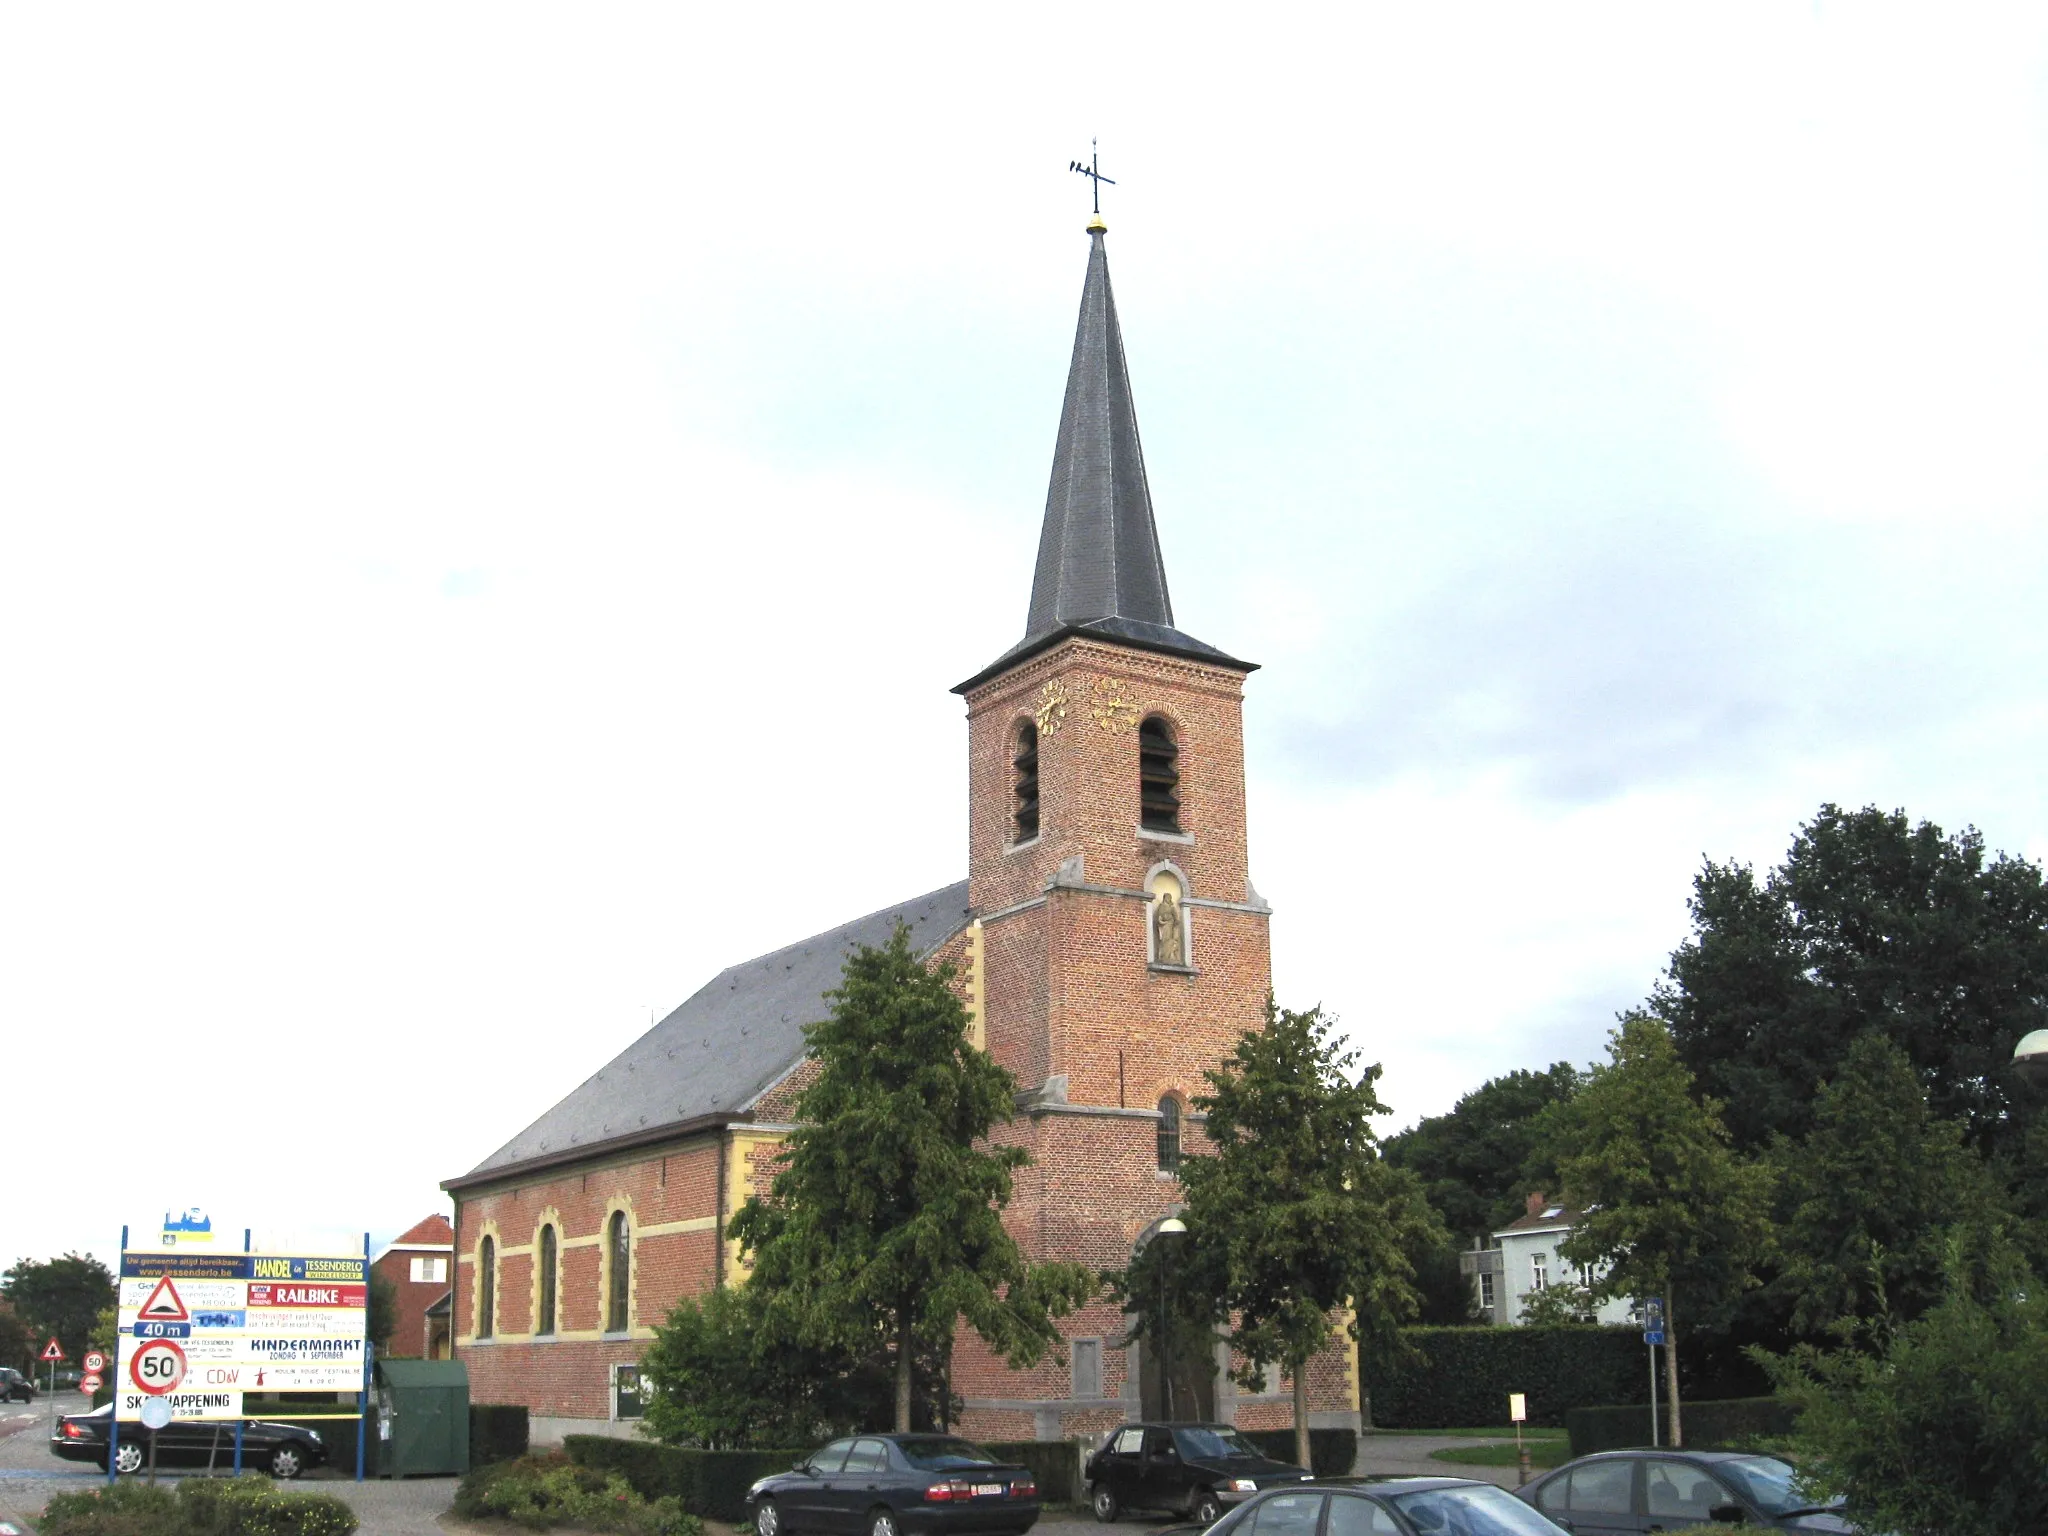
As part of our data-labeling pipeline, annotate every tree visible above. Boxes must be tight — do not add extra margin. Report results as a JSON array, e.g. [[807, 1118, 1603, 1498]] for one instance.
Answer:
[[1517, 1279, 1600, 1326], [1771, 1031, 2005, 1336], [1179, 1000, 1443, 1468], [0, 1300, 30, 1373], [367, 1270, 400, 1354], [1, 1254, 116, 1364], [726, 925, 1095, 1431], [639, 1283, 934, 1447], [1540, 1014, 1772, 1447], [1383, 1064, 1584, 1244], [1761, 1239, 2048, 1536], [1654, 804, 2048, 1157]]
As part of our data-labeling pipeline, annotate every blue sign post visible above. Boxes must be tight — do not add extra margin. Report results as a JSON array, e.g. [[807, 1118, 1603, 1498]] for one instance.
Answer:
[[1643, 1297, 1666, 1447]]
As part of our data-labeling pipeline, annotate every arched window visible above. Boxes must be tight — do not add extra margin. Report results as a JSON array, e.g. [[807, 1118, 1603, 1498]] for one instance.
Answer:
[[606, 1211, 631, 1333], [1157, 1096, 1182, 1172], [1013, 721, 1040, 842], [477, 1237, 496, 1339], [1139, 716, 1181, 834], [537, 1225, 558, 1336]]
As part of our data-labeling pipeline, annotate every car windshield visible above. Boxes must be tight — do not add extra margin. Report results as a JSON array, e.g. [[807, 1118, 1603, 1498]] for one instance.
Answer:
[[898, 1437, 1000, 1471], [1176, 1428, 1264, 1461], [1389, 1484, 1567, 1536], [1715, 1456, 1842, 1516]]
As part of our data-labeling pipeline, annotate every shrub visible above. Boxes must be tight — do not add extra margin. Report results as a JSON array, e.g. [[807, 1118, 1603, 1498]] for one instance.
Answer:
[[565, 1437, 802, 1522], [1366, 1325, 1646, 1427], [980, 1441, 1080, 1503], [472, 1402, 532, 1465], [37, 1481, 182, 1536], [39, 1477, 358, 1536], [1237, 1429, 1358, 1478], [1564, 1396, 1796, 1457], [454, 1450, 700, 1533]]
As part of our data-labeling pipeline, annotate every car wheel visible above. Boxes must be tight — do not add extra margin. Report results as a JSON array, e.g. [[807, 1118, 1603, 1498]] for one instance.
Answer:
[[868, 1507, 900, 1536], [756, 1498, 783, 1536], [113, 1441, 145, 1475], [1091, 1484, 1120, 1523], [1193, 1491, 1224, 1526], [268, 1443, 306, 1480]]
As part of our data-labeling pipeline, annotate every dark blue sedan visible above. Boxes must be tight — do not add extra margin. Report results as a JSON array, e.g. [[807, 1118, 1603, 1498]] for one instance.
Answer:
[[747, 1434, 1041, 1536]]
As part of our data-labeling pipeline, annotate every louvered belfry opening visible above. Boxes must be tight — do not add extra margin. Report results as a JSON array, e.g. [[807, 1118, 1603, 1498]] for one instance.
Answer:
[[1014, 720, 1041, 842], [1139, 715, 1181, 833]]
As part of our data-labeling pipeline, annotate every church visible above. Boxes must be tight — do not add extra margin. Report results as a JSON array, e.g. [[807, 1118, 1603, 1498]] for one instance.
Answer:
[[442, 212, 1361, 1446]]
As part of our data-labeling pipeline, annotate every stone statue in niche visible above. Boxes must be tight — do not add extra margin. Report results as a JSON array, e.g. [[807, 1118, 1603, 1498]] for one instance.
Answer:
[[1153, 889, 1185, 967]]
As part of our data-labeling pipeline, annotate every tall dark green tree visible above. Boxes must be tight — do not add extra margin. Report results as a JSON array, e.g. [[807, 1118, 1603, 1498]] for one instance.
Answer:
[[1179, 1000, 1443, 1468], [726, 925, 1095, 1431], [1383, 1063, 1583, 1244], [1771, 1031, 2005, 1336], [1654, 804, 2048, 1156], [0, 1254, 116, 1365]]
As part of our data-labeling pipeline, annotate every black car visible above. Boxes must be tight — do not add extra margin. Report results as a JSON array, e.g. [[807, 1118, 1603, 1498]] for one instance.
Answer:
[[50, 1404, 327, 1479], [0, 1367, 35, 1403], [746, 1433, 1040, 1536], [1085, 1423, 1314, 1525], [1517, 1450, 1857, 1533], [1161, 1477, 1568, 1536]]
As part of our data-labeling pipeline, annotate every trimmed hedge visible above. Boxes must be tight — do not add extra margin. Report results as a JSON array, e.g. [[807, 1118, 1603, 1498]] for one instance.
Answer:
[[1565, 1396, 1797, 1457], [1238, 1429, 1358, 1478], [984, 1441, 1081, 1503], [472, 1402, 531, 1466], [566, 1437, 801, 1521], [1366, 1326, 1646, 1429]]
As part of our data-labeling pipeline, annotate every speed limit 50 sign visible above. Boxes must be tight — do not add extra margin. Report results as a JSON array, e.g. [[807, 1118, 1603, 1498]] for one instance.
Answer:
[[128, 1339, 187, 1396]]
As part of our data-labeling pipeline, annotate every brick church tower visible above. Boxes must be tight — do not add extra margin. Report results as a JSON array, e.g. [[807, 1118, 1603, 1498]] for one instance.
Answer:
[[442, 215, 1358, 1446], [943, 216, 1355, 1441]]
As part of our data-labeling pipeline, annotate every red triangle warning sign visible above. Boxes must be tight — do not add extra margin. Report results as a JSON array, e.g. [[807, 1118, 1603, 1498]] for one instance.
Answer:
[[137, 1276, 189, 1322]]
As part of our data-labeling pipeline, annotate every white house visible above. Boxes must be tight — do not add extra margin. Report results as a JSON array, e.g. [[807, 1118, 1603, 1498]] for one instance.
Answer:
[[1460, 1193, 1637, 1326]]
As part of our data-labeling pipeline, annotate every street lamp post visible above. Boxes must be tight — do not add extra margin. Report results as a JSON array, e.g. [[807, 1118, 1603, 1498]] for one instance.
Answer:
[[2013, 1030, 2048, 1089], [1155, 1218, 1186, 1422]]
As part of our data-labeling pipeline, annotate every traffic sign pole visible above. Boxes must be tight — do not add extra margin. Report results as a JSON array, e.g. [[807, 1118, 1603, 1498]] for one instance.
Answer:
[[109, 1224, 126, 1484]]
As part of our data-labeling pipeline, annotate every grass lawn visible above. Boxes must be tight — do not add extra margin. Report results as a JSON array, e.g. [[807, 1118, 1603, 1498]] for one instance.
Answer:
[[1366, 1427, 1567, 1440], [1428, 1441, 1573, 1471]]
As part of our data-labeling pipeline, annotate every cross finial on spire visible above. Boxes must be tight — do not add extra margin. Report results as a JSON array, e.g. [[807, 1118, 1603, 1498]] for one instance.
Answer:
[[1068, 140, 1115, 226]]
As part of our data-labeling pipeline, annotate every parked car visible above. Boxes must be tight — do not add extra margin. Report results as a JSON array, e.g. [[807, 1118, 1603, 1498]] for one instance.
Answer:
[[49, 1404, 327, 1479], [1161, 1477, 1568, 1536], [746, 1433, 1040, 1536], [1517, 1449, 1857, 1533], [0, 1368, 36, 1402], [1085, 1423, 1314, 1525]]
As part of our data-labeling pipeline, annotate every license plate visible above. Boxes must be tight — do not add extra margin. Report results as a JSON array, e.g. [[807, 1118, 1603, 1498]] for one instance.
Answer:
[[974, 1484, 1005, 1497]]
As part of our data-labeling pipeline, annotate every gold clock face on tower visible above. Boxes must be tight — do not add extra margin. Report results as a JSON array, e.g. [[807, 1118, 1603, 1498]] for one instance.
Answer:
[[1036, 679, 1070, 736], [1091, 677, 1141, 733]]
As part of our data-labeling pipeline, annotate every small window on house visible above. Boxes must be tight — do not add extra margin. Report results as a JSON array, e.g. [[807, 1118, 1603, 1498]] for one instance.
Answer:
[[1531, 1253, 1549, 1291], [1013, 721, 1040, 842], [614, 1364, 645, 1420], [537, 1225, 559, 1336], [1157, 1096, 1182, 1172], [606, 1211, 631, 1333], [1072, 1337, 1103, 1399], [477, 1237, 496, 1339], [1479, 1271, 1496, 1310], [1139, 716, 1181, 833], [409, 1255, 447, 1284]]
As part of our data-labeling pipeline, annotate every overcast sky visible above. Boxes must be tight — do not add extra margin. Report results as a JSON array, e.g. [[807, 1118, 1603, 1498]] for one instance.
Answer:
[[5, 5, 2046, 1269]]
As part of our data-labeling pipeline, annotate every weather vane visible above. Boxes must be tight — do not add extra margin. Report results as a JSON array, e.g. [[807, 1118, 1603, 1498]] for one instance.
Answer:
[[1069, 140, 1115, 217]]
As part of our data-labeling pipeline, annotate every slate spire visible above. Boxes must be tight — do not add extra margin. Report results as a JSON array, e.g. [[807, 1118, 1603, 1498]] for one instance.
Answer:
[[955, 220, 1251, 693], [1026, 218, 1174, 637]]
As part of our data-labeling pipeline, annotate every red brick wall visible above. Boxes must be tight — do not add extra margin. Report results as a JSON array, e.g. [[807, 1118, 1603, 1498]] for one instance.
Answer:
[[453, 1139, 722, 1421], [371, 1250, 452, 1360]]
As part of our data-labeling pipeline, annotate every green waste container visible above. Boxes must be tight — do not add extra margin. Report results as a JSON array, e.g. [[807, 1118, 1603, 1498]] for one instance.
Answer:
[[373, 1359, 471, 1478]]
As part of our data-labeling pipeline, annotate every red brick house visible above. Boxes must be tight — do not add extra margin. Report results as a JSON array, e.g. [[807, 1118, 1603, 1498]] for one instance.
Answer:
[[443, 215, 1360, 1444], [373, 1214, 456, 1360]]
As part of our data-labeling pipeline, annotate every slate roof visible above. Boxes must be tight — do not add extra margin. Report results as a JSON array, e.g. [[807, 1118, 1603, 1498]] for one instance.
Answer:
[[1494, 1204, 1579, 1237], [449, 881, 972, 1188], [956, 223, 1250, 694]]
